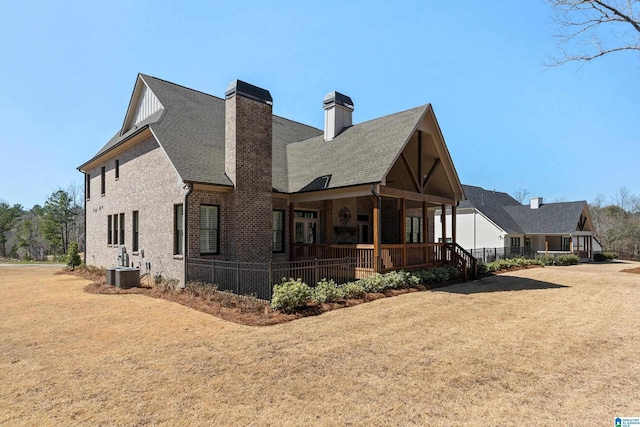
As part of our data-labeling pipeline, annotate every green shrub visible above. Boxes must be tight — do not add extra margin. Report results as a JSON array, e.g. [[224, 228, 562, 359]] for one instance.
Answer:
[[603, 252, 618, 260], [359, 273, 386, 293], [593, 253, 607, 262], [415, 269, 437, 285], [382, 270, 420, 289], [480, 257, 546, 273], [555, 254, 579, 266], [477, 263, 489, 275], [271, 278, 311, 312], [535, 256, 555, 266], [312, 279, 344, 303], [65, 242, 82, 270], [340, 281, 366, 299]]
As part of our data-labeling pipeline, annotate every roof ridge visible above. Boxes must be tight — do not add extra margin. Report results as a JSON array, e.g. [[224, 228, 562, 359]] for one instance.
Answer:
[[356, 103, 429, 127], [285, 103, 430, 147], [140, 74, 321, 133], [272, 114, 321, 132], [139, 73, 225, 102]]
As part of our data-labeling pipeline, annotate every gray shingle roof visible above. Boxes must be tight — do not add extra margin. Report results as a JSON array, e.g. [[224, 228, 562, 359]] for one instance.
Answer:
[[504, 201, 586, 234], [286, 105, 429, 192], [461, 184, 586, 234], [82, 75, 436, 195], [460, 185, 523, 233]]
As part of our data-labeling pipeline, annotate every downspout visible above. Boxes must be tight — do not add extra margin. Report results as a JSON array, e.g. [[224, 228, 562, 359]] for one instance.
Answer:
[[473, 209, 476, 251], [183, 182, 194, 285], [83, 172, 87, 265], [371, 184, 382, 271]]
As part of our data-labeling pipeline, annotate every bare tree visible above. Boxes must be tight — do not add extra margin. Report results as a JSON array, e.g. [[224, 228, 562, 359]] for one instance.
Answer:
[[613, 185, 633, 210], [547, 0, 640, 66], [66, 182, 85, 245], [631, 195, 640, 213], [512, 188, 530, 204], [592, 193, 607, 208]]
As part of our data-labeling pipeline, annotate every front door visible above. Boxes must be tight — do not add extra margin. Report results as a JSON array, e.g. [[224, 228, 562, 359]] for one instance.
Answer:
[[294, 210, 318, 244]]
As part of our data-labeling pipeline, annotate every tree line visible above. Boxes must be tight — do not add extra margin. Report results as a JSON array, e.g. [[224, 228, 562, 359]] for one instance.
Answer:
[[2, 184, 638, 261], [589, 187, 640, 255], [0, 184, 84, 261]]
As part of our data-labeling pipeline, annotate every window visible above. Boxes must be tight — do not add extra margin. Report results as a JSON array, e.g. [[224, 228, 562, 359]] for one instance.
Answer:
[[132, 211, 139, 252], [294, 210, 318, 244], [524, 237, 531, 248], [174, 204, 184, 255], [113, 214, 119, 246], [272, 210, 285, 252], [107, 215, 112, 245], [438, 237, 452, 243], [405, 217, 424, 243], [86, 173, 91, 200], [101, 166, 106, 195], [119, 213, 125, 245], [200, 205, 219, 255], [563, 237, 571, 251], [510, 237, 521, 248], [115, 159, 120, 180]]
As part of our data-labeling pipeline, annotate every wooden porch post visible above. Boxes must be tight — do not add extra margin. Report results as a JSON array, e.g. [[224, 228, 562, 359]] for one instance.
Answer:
[[570, 235, 573, 254], [451, 205, 457, 247], [441, 204, 446, 244], [289, 202, 295, 261], [326, 199, 332, 256], [400, 198, 406, 267], [373, 197, 380, 273], [422, 201, 428, 265]]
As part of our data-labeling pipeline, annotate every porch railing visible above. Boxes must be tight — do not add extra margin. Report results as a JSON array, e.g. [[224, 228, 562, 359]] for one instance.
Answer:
[[445, 244, 478, 281], [187, 243, 479, 301], [292, 242, 477, 279], [186, 256, 378, 301]]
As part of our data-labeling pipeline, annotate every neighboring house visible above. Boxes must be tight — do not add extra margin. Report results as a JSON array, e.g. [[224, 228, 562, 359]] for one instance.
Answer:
[[78, 74, 472, 286], [434, 185, 602, 260]]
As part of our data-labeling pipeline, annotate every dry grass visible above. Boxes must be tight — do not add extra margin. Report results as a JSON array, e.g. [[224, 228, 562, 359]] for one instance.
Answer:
[[1, 262, 639, 425]]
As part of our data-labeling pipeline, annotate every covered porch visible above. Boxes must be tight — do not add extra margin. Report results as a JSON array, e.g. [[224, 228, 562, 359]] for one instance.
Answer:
[[285, 108, 477, 280], [530, 233, 595, 259], [288, 185, 476, 280]]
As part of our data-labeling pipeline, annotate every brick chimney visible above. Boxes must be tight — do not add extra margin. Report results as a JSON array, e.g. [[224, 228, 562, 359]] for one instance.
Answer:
[[225, 80, 273, 261], [323, 91, 353, 141]]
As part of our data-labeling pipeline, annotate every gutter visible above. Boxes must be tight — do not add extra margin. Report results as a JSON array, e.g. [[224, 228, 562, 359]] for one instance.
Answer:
[[77, 125, 150, 171], [183, 182, 194, 285]]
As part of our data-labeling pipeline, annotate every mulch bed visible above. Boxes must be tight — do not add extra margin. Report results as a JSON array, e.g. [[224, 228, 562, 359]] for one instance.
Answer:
[[66, 269, 458, 326], [621, 266, 640, 275]]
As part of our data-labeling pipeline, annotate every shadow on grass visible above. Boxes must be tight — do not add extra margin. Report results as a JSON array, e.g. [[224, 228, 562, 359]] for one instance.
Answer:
[[432, 275, 569, 295]]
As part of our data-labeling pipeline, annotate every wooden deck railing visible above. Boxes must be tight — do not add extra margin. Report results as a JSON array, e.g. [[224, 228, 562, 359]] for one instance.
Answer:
[[293, 243, 449, 271], [293, 242, 478, 281]]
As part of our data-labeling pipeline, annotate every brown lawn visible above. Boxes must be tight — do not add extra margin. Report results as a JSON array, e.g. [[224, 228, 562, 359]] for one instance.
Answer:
[[1, 262, 639, 426]]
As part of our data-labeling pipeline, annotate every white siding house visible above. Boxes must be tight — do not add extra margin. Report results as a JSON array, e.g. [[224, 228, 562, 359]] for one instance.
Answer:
[[435, 185, 602, 261]]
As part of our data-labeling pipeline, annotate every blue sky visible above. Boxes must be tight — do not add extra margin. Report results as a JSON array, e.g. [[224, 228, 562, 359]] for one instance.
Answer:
[[1, 0, 638, 209]]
